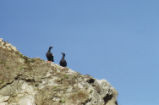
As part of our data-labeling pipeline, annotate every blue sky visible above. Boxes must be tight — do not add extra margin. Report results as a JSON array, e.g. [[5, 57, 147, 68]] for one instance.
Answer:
[[0, 0, 159, 105]]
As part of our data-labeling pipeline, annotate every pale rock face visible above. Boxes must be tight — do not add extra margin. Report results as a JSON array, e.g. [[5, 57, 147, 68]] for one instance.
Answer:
[[0, 38, 17, 52], [0, 38, 118, 105]]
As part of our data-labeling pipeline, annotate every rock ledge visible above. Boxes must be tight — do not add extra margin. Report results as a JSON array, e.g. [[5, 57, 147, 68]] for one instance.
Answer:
[[0, 38, 118, 105]]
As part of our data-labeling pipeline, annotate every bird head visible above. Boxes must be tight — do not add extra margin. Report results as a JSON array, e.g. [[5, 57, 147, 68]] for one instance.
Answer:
[[49, 46, 53, 49], [61, 52, 65, 57]]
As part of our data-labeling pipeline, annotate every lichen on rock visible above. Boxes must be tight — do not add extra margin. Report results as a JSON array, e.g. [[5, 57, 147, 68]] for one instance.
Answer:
[[0, 38, 118, 105]]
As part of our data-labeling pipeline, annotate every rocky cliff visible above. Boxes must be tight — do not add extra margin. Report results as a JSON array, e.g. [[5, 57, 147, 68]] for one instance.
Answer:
[[0, 38, 118, 105]]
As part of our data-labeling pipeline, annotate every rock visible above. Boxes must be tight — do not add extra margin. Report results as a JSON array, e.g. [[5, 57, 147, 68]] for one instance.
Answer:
[[0, 38, 118, 105]]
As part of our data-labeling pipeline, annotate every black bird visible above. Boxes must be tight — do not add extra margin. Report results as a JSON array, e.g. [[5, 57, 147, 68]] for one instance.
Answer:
[[46, 46, 54, 62], [59, 52, 67, 67]]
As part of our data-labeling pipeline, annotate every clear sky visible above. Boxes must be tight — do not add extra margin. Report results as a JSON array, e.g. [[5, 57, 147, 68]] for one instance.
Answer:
[[0, 0, 159, 105]]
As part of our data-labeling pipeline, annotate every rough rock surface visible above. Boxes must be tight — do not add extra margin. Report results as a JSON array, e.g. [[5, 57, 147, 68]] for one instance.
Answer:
[[0, 38, 118, 105]]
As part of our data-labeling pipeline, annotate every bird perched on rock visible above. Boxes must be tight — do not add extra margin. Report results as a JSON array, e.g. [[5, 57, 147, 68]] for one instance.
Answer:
[[59, 52, 67, 67], [46, 46, 54, 62]]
